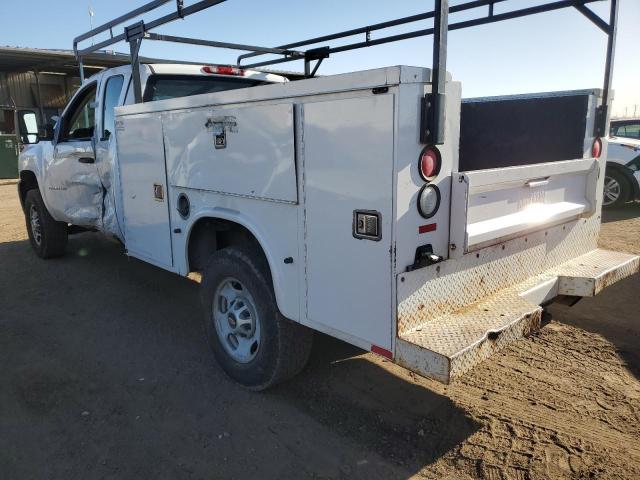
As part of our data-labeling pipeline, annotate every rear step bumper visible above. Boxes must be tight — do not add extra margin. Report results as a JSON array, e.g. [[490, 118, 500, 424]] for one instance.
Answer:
[[395, 248, 639, 384]]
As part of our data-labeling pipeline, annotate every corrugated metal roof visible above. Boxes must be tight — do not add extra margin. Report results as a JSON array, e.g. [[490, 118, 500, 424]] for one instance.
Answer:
[[0, 46, 181, 75]]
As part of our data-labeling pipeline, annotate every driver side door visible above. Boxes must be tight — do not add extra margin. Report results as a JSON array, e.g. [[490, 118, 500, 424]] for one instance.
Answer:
[[45, 81, 103, 227]]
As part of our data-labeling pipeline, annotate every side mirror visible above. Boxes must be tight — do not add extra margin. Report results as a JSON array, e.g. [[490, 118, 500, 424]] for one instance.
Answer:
[[38, 124, 55, 141]]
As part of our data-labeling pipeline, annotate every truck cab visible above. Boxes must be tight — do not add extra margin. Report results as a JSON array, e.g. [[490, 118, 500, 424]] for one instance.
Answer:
[[18, 63, 287, 239]]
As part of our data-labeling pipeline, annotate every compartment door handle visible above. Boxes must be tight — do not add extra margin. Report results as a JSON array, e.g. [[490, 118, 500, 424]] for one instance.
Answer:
[[526, 178, 549, 188]]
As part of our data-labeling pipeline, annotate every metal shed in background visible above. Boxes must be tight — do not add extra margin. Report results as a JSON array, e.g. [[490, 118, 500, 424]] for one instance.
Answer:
[[0, 47, 175, 178], [0, 46, 172, 126]]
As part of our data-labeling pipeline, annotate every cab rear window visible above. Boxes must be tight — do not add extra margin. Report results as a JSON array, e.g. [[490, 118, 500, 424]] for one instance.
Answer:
[[143, 75, 267, 102], [610, 121, 640, 140]]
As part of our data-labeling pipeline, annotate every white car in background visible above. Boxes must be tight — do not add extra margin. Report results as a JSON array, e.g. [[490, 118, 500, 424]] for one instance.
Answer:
[[604, 118, 640, 208]]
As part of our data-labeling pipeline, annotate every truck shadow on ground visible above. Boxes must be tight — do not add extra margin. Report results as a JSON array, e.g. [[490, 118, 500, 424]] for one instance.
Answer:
[[274, 334, 480, 471], [548, 272, 640, 381], [591, 201, 640, 379], [602, 201, 640, 223], [0, 233, 479, 479]]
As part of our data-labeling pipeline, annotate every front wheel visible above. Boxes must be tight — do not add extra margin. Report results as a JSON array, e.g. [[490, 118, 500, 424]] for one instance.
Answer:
[[602, 168, 630, 209], [200, 247, 313, 390], [24, 189, 68, 258]]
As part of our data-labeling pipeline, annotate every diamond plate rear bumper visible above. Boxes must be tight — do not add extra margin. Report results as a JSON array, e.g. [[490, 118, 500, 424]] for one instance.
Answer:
[[395, 248, 639, 384]]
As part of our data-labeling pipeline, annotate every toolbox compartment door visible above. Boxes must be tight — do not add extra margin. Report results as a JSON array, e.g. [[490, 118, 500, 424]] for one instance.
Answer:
[[162, 103, 297, 203], [302, 94, 394, 349], [117, 113, 174, 269]]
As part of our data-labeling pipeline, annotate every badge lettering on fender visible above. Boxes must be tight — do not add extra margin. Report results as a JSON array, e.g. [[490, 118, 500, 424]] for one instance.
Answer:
[[205, 116, 238, 150]]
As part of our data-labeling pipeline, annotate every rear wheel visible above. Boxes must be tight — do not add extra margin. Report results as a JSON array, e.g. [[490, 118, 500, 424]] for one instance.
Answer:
[[200, 247, 313, 390], [24, 189, 68, 258], [602, 168, 630, 209]]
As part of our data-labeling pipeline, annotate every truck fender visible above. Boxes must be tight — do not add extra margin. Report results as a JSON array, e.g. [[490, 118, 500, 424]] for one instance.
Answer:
[[183, 208, 299, 322], [606, 161, 640, 199], [18, 143, 48, 211]]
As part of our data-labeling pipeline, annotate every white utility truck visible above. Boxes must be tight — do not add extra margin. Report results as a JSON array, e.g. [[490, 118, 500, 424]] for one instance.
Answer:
[[19, 0, 638, 389]]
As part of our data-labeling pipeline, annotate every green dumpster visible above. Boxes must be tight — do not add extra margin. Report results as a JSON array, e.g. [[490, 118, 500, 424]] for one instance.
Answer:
[[0, 134, 19, 179]]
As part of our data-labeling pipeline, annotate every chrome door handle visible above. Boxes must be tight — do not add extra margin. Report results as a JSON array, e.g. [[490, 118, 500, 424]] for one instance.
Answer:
[[526, 178, 549, 188], [78, 157, 95, 164]]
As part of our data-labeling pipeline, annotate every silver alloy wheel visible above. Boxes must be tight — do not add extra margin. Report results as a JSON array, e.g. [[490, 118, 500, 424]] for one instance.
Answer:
[[603, 175, 621, 206], [212, 277, 261, 363], [29, 204, 42, 246]]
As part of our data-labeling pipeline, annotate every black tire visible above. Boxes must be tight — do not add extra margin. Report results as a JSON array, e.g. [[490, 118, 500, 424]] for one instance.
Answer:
[[200, 247, 313, 390], [603, 167, 630, 209], [24, 189, 68, 258]]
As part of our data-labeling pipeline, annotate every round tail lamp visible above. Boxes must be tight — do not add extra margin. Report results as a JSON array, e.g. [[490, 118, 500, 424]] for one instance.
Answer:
[[592, 137, 602, 158], [419, 146, 441, 180], [417, 184, 441, 219]]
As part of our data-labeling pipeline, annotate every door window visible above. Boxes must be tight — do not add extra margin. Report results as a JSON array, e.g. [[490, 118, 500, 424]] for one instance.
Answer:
[[102, 75, 124, 140], [61, 83, 97, 141]]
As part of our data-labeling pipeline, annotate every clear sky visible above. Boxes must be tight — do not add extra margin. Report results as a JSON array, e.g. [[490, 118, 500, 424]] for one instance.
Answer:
[[3, 0, 639, 116]]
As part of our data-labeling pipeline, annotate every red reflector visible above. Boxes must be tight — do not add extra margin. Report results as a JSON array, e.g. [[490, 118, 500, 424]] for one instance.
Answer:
[[419, 147, 441, 180], [371, 344, 393, 359], [201, 65, 245, 76], [419, 223, 437, 234], [592, 137, 602, 158]]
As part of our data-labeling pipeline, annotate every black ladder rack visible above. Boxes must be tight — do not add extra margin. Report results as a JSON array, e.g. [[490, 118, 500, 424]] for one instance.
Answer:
[[73, 0, 618, 144]]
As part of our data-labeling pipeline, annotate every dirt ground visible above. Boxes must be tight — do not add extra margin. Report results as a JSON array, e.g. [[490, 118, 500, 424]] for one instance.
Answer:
[[1, 183, 638, 480]]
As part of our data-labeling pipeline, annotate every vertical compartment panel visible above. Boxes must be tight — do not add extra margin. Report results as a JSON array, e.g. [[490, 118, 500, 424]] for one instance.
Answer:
[[117, 114, 173, 269], [303, 95, 394, 349]]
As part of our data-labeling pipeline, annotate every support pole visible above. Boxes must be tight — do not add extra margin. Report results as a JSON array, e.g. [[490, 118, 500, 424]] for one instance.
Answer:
[[125, 21, 146, 103], [432, 0, 448, 144], [129, 39, 143, 103], [78, 57, 85, 83], [597, 0, 618, 137], [33, 70, 46, 126], [422, 0, 448, 144]]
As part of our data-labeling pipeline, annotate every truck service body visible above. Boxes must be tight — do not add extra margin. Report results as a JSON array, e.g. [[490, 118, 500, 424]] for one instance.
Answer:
[[18, 0, 639, 389]]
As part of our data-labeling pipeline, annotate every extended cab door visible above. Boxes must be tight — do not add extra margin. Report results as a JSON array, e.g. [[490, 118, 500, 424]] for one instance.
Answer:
[[95, 71, 128, 236], [46, 81, 103, 226]]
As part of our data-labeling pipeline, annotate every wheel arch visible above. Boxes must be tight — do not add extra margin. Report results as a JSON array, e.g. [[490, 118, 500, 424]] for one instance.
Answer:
[[18, 170, 39, 212], [184, 210, 295, 320], [606, 161, 640, 200]]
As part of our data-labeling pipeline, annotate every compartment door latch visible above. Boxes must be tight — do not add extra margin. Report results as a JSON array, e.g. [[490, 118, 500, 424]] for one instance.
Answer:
[[353, 210, 381, 241], [205, 116, 238, 149]]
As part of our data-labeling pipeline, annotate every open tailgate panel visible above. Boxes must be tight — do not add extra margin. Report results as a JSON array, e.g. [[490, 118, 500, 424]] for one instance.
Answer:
[[449, 159, 599, 256]]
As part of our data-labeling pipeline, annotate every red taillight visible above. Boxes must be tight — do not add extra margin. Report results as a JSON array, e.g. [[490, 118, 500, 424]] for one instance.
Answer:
[[201, 65, 245, 76], [419, 147, 441, 180], [592, 137, 602, 158]]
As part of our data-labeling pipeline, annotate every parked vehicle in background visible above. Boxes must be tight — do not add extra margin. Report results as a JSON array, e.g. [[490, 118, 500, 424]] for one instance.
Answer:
[[610, 118, 640, 140], [604, 118, 640, 207]]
